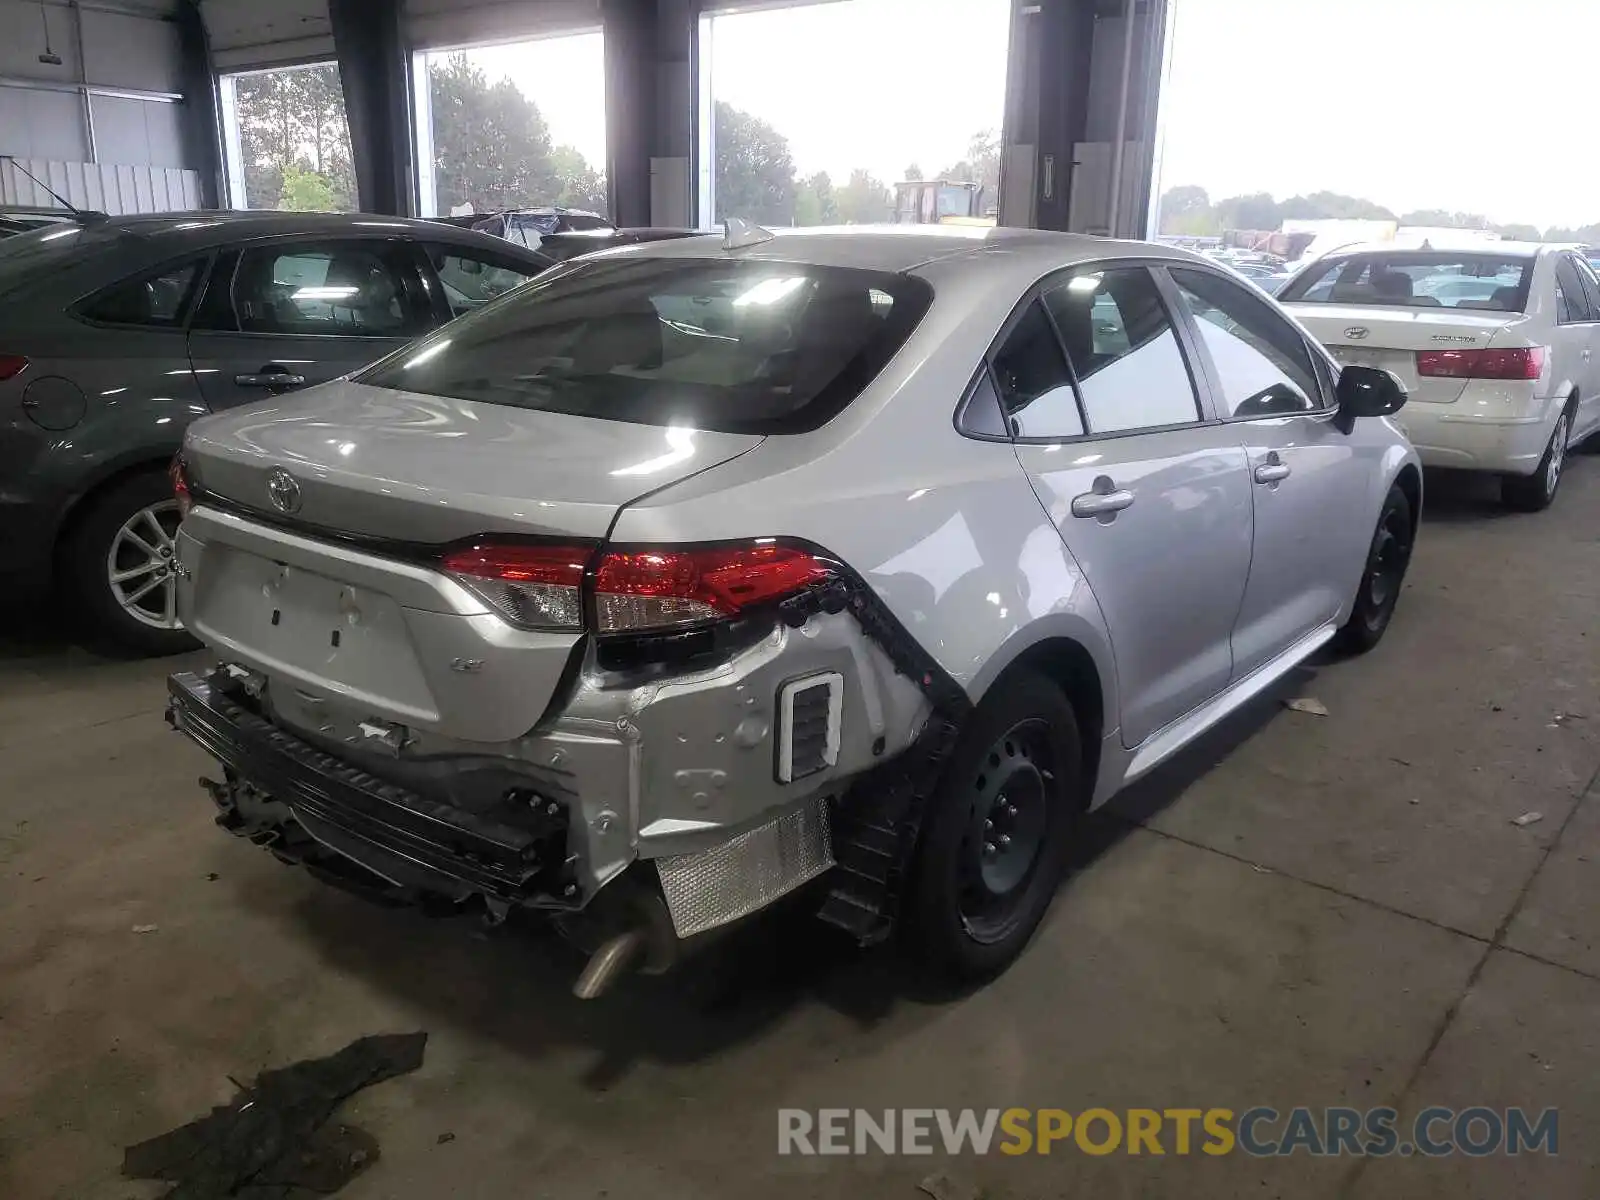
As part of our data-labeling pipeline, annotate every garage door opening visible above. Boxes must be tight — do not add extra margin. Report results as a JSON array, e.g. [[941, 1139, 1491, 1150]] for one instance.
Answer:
[[218, 63, 357, 212], [412, 33, 608, 222], [696, 0, 1010, 229]]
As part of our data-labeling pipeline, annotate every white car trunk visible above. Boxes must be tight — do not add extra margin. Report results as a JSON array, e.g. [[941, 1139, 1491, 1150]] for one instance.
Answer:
[[1286, 304, 1525, 405]]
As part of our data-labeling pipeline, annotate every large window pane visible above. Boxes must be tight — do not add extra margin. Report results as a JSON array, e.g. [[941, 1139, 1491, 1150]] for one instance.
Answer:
[[416, 35, 607, 220], [1152, 0, 1600, 264], [220, 64, 356, 212], [698, 0, 1009, 228]]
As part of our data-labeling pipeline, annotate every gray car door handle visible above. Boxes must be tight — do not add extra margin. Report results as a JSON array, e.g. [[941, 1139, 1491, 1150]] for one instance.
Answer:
[[1070, 489, 1136, 518], [1254, 462, 1292, 484], [235, 370, 307, 388]]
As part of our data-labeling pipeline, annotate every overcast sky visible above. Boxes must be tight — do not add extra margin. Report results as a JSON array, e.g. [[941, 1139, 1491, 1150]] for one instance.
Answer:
[[438, 0, 1600, 231]]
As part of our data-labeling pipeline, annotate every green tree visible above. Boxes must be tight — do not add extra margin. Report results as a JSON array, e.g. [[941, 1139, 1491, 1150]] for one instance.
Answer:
[[713, 100, 795, 225], [1547, 223, 1600, 244], [1214, 192, 1282, 232], [1278, 191, 1395, 221], [903, 163, 923, 182], [1158, 185, 1217, 235], [835, 169, 892, 224], [550, 144, 607, 213], [277, 164, 337, 211], [938, 129, 1001, 214], [429, 53, 560, 213], [794, 171, 838, 227], [1494, 224, 1542, 242], [232, 63, 355, 210]]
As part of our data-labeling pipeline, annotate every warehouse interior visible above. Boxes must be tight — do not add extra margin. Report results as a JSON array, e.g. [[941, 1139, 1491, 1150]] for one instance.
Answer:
[[4, 2, 1600, 1198]]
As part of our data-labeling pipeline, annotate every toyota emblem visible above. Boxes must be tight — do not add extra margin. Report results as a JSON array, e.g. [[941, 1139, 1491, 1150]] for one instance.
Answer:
[[266, 468, 302, 515], [1345, 326, 1370, 341]]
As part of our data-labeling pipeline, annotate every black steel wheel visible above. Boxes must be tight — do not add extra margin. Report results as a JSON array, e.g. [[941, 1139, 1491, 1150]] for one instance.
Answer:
[[908, 668, 1081, 980], [1334, 482, 1413, 655]]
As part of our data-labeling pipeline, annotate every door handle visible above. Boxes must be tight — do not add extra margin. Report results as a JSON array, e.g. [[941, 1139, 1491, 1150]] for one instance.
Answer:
[[235, 369, 307, 389], [1254, 462, 1292, 484], [1070, 488, 1136, 518]]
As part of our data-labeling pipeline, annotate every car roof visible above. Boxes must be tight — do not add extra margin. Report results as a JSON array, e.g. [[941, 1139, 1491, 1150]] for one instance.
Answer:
[[593, 224, 1175, 276]]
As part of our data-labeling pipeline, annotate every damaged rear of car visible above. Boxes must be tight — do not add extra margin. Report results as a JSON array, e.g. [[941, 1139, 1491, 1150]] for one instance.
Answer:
[[166, 246, 953, 995]]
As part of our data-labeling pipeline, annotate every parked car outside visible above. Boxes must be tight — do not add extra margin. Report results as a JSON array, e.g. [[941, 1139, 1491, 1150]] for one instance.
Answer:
[[1280, 242, 1600, 510], [166, 226, 1418, 993], [0, 211, 552, 655]]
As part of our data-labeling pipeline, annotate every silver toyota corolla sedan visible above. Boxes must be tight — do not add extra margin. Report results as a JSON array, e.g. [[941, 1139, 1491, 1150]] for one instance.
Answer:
[[166, 225, 1419, 993]]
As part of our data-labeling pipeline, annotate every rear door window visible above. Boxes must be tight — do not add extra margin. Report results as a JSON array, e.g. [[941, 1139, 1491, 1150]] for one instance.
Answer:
[[358, 258, 932, 434], [1042, 267, 1201, 434], [1169, 267, 1324, 417], [231, 241, 426, 337]]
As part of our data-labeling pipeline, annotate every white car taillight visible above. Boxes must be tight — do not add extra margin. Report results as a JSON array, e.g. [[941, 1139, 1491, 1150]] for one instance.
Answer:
[[442, 542, 591, 630]]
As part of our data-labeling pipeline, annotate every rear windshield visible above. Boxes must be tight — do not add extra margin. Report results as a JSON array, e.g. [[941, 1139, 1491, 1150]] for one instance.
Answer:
[[1281, 252, 1534, 312], [357, 256, 933, 434]]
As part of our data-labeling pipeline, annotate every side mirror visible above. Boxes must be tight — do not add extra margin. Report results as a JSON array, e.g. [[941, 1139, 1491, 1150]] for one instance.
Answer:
[[1334, 364, 1407, 433]]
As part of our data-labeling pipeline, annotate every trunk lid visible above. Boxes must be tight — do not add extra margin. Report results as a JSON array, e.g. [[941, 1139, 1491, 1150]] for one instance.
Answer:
[[177, 379, 763, 743], [184, 378, 764, 542], [1285, 304, 1524, 404]]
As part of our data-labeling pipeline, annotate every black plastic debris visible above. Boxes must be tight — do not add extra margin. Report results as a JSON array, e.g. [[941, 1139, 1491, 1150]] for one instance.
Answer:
[[122, 1031, 427, 1199]]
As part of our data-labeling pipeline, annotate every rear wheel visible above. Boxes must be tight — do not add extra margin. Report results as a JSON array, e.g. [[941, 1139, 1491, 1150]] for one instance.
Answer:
[[1501, 407, 1570, 512], [62, 470, 198, 658], [1334, 483, 1413, 655], [906, 669, 1081, 981]]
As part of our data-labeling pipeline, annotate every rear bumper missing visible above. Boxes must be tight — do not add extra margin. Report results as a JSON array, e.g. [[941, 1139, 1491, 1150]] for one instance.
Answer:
[[167, 671, 577, 907]]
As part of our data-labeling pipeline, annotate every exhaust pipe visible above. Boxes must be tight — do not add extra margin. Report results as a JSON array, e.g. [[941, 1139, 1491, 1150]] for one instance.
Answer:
[[572, 929, 646, 1000]]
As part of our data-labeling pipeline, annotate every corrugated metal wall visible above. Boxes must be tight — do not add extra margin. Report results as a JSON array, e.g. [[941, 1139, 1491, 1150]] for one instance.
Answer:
[[1, 1, 196, 197], [0, 156, 201, 213]]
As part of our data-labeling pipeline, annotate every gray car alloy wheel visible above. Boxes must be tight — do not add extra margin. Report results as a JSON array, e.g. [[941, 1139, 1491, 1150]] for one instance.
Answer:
[[106, 500, 182, 630], [1546, 411, 1569, 499]]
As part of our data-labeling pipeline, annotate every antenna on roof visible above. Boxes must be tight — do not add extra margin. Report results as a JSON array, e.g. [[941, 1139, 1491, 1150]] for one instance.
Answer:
[[723, 217, 775, 251], [1, 155, 91, 219]]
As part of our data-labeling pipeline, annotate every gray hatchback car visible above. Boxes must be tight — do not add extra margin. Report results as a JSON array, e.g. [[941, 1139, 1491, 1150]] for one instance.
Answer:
[[166, 225, 1420, 991], [0, 212, 550, 654]]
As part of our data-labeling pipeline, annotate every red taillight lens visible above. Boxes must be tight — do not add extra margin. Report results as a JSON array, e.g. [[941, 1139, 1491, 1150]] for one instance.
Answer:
[[442, 542, 592, 630], [169, 456, 192, 519], [592, 543, 832, 633], [442, 539, 833, 634], [1416, 346, 1546, 381], [0, 355, 29, 382]]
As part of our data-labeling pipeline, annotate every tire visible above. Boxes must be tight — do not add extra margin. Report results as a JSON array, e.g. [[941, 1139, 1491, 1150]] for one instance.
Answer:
[[1334, 483, 1413, 656], [1501, 406, 1571, 512], [906, 668, 1082, 982], [62, 469, 198, 658]]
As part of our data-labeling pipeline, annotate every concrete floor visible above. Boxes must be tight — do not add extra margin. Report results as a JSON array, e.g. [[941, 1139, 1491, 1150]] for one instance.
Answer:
[[3, 465, 1599, 1200]]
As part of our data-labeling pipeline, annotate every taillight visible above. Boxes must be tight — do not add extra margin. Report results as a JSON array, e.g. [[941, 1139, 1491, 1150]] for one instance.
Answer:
[[1416, 346, 1546, 381], [442, 541, 591, 630], [169, 455, 192, 520], [592, 543, 832, 633], [442, 539, 834, 634], [0, 355, 28, 382]]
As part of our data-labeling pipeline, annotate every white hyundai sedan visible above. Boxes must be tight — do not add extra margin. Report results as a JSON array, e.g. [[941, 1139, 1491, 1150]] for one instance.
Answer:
[[1280, 243, 1600, 510]]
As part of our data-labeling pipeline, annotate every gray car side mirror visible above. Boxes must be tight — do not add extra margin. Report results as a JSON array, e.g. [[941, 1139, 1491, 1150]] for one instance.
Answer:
[[1334, 365, 1407, 434]]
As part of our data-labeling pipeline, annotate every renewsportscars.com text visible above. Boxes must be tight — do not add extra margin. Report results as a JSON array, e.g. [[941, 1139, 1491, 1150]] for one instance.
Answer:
[[777, 1107, 1558, 1158]]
